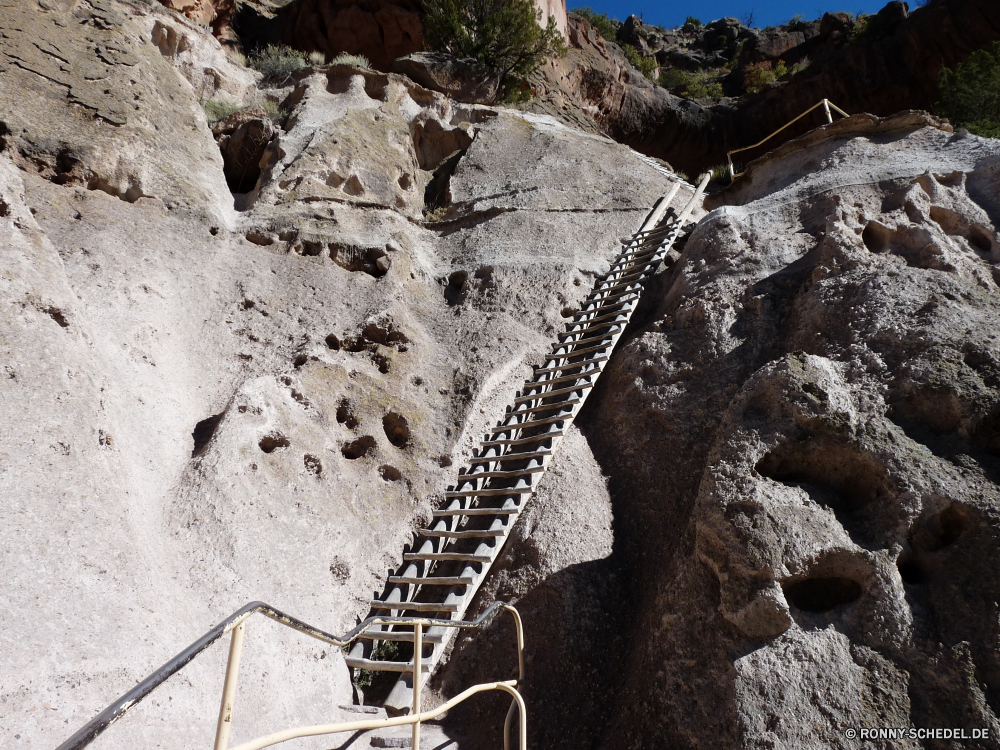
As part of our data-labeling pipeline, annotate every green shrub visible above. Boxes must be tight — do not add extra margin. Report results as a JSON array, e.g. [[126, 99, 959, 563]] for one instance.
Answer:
[[423, 0, 566, 99], [247, 44, 308, 79], [622, 44, 657, 79], [331, 52, 371, 68], [203, 97, 243, 124], [784, 13, 805, 30], [202, 98, 286, 126], [708, 162, 733, 186], [658, 67, 724, 98], [743, 60, 788, 93], [572, 6, 618, 41], [936, 41, 1000, 138], [790, 56, 811, 76], [353, 640, 400, 688], [685, 16, 702, 27]]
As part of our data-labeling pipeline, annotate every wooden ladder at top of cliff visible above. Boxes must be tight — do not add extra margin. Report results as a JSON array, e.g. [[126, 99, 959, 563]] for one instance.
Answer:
[[348, 172, 712, 714]]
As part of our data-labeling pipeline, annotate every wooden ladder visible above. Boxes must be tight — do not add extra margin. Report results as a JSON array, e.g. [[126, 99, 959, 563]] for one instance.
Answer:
[[347, 174, 710, 714]]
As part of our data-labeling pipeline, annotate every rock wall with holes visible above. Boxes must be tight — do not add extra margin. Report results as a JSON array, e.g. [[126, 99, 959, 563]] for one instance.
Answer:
[[570, 113, 1000, 749], [0, 2, 681, 747]]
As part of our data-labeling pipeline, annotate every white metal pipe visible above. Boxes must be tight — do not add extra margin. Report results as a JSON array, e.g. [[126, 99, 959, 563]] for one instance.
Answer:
[[412, 622, 423, 750], [214, 621, 246, 750], [227, 680, 525, 750], [822, 98, 833, 124]]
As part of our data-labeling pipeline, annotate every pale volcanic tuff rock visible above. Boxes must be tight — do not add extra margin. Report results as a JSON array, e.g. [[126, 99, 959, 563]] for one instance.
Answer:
[[584, 113, 1000, 748], [0, 4, 685, 747]]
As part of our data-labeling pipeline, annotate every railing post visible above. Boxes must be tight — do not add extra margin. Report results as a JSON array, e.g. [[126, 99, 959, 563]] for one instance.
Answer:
[[214, 621, 247, 750], [412, 621, 423, 750], [822, 98, 833, 124]]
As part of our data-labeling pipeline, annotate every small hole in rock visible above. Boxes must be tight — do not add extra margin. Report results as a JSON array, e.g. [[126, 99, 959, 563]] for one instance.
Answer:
[[437, 455, 453, 467], [293, 354, 308, 368], [259, 433, 291, 453], [939, 504, 970, 547], [379, 464, 403, 481], [897, 555, 927, 585], [210, 226, 219, 236], [969, 226, 993, 253], [44, 306, 70, 328], [383, 412, 411, 448], [191, 413, 224, 457], [304, 453, 322, 475], [336, 400, 359, 429], [372, 353, 391, 374], [861, 222, 890, 253], [783, 577, 862, 613], [412, 376, 424, 386], [341, 435, 376, 459], [325, 334, 341, 350], [560, 307, 575, 318]]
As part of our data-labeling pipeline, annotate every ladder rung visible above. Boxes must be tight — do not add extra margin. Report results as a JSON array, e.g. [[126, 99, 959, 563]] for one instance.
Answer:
[[387, 575, 474, 586], [553, 330, 617, 351], [509, 397, 581, 415], [357, 630, 445, 643], [492, 413, 571, 433], [457, 466, 544, 480], [445, 486, 530, 498], [469, 450, 552, 465], [344, 657, 431, 673], [570, 309, 626, 326], [584, 287, 639, 305], [480, 430, 564, 447], [370, 600, 460, 612], [421, 528, 506, 539], [544, 340, 616, 360], [533, 355, 608, 374], [515, 381, 592, 403], [404, 552, 493, 563], [529, 370, 597, 388], [434, 506, 519, 516]]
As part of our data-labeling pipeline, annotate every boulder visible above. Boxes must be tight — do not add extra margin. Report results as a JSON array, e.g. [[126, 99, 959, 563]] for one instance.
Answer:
[[157, 0, 235, 36], [391, 52, 500, 104]]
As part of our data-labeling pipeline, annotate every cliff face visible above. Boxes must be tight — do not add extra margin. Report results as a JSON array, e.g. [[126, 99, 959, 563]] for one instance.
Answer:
[[0, 2, 679, 747], [4, 2, 1000, 750]]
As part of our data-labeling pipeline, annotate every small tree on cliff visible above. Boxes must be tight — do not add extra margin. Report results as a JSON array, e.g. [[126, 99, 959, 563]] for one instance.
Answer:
[[422, 0, 567, 100]]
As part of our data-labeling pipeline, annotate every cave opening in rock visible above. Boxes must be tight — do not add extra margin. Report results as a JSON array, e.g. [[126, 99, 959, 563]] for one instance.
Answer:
[[191, 413, 224, 457], [783, 576, 862, 612]]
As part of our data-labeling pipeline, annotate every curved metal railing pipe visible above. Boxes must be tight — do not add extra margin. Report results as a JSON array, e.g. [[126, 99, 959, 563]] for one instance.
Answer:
[[57, 600, 523, 750], [727, 98, 850, 178]]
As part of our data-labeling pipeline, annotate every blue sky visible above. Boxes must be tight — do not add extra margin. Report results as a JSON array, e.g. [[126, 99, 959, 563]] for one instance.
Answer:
[[570, 0, 894, 29]]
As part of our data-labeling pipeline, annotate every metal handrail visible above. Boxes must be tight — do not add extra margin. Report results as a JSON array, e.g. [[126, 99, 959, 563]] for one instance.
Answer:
[[727, 98, 850, 178], [57, 600, 526, 750]]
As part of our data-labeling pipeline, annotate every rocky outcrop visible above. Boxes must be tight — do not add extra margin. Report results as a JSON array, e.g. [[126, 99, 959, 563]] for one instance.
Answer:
[[589, 112, 1000, 748], [523, 0, 1000, 174], [275, 0, 425, 71], [391, 53, 500, 104], [158, 0, 235, 35]]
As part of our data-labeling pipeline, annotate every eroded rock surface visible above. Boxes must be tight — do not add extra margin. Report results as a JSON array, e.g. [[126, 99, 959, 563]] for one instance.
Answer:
[[588, 114, 1000, 748], [0, 5, 682, 747]]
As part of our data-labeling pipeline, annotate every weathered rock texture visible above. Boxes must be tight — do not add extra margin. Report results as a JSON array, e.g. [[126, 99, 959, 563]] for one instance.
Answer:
[[273, 0, 567, 72], [0, 3, 683, 748], [587, 112, 1000, 748], [276, 0, 424, 71], [6, 3, 1000, 750]]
